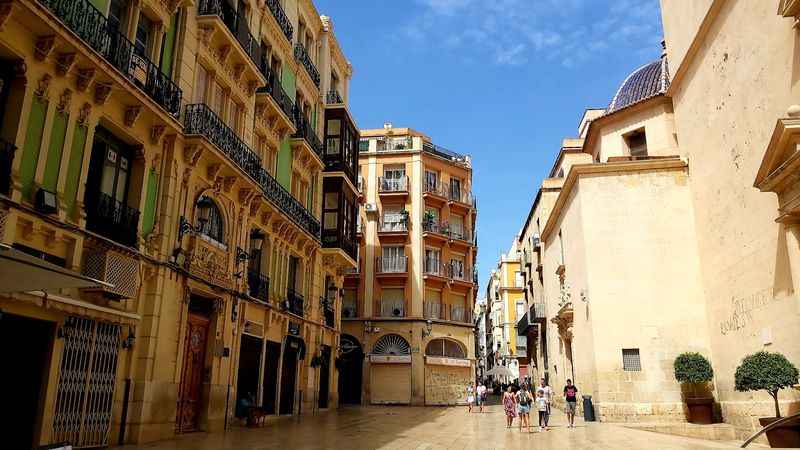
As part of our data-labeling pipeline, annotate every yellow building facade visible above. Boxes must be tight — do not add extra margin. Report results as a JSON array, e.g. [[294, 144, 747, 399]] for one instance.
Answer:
[[0, 0, 357, 447], [485, 240, 525, 381], [339, 124, 478, 406]]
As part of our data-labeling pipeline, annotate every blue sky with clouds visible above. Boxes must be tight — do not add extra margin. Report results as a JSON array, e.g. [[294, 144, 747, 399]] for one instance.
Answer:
[[314, 0, 664, 294]]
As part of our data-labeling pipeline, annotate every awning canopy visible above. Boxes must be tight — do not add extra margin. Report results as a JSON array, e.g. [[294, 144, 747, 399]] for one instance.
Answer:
[[0, 243, 111, 293]]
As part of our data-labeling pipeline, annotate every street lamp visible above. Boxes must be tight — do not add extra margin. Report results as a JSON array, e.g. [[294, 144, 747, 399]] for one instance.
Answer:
[[422, 319, 433, 338], [250, 229, 265, 250]]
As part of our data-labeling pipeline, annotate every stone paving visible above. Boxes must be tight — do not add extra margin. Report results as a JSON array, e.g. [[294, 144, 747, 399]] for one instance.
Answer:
[[111, 398, 750, 450]]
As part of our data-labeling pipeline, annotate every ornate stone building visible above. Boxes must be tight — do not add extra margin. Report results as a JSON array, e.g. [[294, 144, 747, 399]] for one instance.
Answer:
[[0, 0, 357, 447]]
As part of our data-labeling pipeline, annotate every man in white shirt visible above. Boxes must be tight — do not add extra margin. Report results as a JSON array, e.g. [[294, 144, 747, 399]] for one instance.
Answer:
[[476, 383, 487, 413], [537, 377, 554, 430]]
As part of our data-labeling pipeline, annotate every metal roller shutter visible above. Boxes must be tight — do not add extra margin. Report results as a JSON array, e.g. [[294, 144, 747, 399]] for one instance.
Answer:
[[370, 364, 411, 404]]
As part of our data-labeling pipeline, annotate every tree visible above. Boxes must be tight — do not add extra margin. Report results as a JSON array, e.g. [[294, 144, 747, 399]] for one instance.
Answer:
[[734, 351, 799, 418], [674, 352, 714, 384]]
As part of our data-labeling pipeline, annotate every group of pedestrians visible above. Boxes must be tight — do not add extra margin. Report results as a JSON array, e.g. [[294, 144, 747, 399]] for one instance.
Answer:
[[496, 377, 579, 432], [465, 382, 488, 413]]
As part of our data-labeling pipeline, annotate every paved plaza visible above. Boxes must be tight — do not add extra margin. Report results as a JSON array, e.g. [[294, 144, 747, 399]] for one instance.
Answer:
[[111, 399, 752, 450]]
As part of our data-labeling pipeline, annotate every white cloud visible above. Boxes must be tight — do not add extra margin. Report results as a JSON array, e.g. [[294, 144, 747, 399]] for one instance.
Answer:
[[401, 0, 663, 69]]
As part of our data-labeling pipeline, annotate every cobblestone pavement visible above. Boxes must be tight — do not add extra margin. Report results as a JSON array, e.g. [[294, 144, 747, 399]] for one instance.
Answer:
[[112, 399, 747, 450]]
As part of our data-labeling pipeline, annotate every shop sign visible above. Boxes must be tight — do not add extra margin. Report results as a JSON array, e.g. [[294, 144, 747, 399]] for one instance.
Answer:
[[288, 321, 300, 336], [426, 356, 471, 367], [244, 320, 264, 337], [370, 354, 412, 364]]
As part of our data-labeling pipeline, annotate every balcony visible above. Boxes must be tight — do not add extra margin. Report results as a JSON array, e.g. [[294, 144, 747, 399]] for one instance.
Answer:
[[0, 138, 15, 196], [378, 215, 409, 241], [322, 105, 359, 183], [84, 191, 140, 248], [449, 227, 476, 247], [376, 255, 408, 276], [448, 264, 475, 287], [325, 90, 343, 105], [247, 269, 270, 302], [291, 109, 323, 163], [423, 259, 447, 280], [423, 180, 448, 207], [294, 42, 321, 87], [38, 0, 182, 117], [256, 64, 295, 126], [264, 0, 293, 42], [422, 141, 471, 167], [258, 167, 320, 239], [424, 301, 442, 320], [184, 103, 262, 182], [448, 188, 475, 207], [285, 288, 304, 317], [197, 0, 262, 74], [378, 176, 408, 195], [448, 305, 471, 324]]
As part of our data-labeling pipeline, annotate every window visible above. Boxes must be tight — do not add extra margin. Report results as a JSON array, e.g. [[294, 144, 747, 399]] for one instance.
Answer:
[[230, 102, 242, 134], [622, 348, 642, 371], [516, 301, 526, 319], [382, 165, 405, 191], [450, 215, 464, 239], [326, 119, 341, 155], [450, 257, 464, 278], [195, 65, 208, 103], [92, 129, 132, 206], [380, 288, 405, 317], [425, 170, 438, 191], [425, 339, 466, 358], [380, 246, 405, 272], [197, 196, 225, 244], [213, 81, 226, 118], [381, 206, 406, 232], [425, 248, 441, 274], [450, 177, 461, 200], [358, 139, 369, 152], [342, 289, 357, 318], [323, 192, 339, 231], [135, 13, 153, 57], [625, 128, 647, 158], [108, 0, 126, 33]]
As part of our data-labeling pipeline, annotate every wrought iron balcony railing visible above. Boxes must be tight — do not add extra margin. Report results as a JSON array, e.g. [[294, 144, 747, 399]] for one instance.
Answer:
[[325, 90, 343, 104], [39, 0, 182, 118], [257, 167, 320, 239], [376, 255, 408, 273], [185, 103, 262, 182], [379, 214, 408, 233], [294, 42, 321, 87], [422, 220, 446, 235], [322, 229, 357, 261], [247, 269, 269, 302], [258, 63, 294, 119], [292, 109, 323, 158], [264, 0, 293, 42], [285, 288, 304, 317], [0, 138, 15, 196], [84, 191, 140, 247], [379, 176, 408, 192], [198, 0, 262, 71], [448, 263, 474, 283]]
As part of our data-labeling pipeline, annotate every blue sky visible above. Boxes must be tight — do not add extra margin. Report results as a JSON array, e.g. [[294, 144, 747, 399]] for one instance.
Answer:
[[314, 0, 664, 294]]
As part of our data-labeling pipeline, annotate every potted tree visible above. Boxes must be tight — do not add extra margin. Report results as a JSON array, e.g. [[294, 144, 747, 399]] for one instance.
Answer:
[[735, 351, 800, 448], [673, 352, 715, 424]]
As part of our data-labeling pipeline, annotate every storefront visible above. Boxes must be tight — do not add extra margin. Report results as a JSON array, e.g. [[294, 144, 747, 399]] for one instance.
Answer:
[[369, 334, 411, 404], [423, 338, 471, 405]]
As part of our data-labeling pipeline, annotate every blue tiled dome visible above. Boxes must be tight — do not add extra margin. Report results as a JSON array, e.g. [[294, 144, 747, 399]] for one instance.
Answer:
[[607, 56, 670, 114]]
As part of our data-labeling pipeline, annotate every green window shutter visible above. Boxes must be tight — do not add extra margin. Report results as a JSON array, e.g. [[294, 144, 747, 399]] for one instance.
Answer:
[[281, 69, 297, 100], [160, 14, 178, 78], [19, 97, 48, 199], [89, 0, 108, 12], [42, 112, 68, 192], [141, 168, 159, 236], [277, 137, 292, 190], [63, 125, 87, 218]]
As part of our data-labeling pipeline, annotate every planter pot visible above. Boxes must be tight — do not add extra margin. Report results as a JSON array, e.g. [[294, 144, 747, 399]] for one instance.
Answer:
[[759, 416, 800, 448], [686, 398, 713, 424]]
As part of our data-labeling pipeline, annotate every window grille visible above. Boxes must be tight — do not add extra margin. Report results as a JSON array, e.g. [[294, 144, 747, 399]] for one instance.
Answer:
[[622, 348, 642, 371]]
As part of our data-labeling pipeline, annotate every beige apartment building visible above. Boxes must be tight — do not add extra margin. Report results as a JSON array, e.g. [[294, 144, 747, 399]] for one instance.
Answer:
[[0, 0, 358, 447], [339, 124, 478, 406], [515, 0, 800, 440]]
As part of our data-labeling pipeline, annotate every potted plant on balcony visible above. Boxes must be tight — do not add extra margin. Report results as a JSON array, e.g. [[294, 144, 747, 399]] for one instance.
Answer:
[[673, 352, 715, 424], [735, 351, 800, 448], [400, 209, 410, 228], [423, 210, 435, 229]]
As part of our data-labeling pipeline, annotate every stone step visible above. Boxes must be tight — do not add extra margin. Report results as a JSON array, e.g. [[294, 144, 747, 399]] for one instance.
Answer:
[[619, 422, 737, 441]]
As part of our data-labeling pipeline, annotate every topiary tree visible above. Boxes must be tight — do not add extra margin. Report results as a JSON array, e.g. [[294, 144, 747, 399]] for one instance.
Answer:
[[735, 351, 799, 418], [674, 352, 714, 384]]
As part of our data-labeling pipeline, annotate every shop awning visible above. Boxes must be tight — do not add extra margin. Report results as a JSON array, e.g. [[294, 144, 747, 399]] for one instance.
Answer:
[[0, 243, 112, 293]]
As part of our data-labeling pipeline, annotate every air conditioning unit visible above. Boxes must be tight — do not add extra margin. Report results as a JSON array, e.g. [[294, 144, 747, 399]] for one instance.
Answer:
[[391, 307, 403, 317], [364, 203, 378, 214]]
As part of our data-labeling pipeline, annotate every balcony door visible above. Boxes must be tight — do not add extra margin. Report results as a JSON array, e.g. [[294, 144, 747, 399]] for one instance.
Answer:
[[450, 177, 461, 200], [425, 170, 438, 191], [88, 128, 132, 212], [383, 166, 405, 191], [287, 255, 298, 295]]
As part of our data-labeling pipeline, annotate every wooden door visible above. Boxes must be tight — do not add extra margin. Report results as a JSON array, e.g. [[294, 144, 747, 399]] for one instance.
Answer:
[[176, 313, 209, 433]]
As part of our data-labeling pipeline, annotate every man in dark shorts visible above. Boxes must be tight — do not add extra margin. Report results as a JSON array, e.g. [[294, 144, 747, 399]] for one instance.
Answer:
[[563, 379, 578, 428]]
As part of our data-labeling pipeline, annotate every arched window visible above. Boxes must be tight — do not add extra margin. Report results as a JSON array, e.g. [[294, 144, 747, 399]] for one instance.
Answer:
[[425, 339, 466, 358], [371, 334, 410, 356], [197, 195, 225, 243]]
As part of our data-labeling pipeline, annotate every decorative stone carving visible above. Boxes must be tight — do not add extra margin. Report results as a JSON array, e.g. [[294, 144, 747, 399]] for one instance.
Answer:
[[222, 176, 236, 193], [56, 88, 72, 113], [150, 124, 166, 145], [197, 26, 215, 46], [76, 68, 96, 92], [184, 145, 203, 167], [207, 163, 222, 180], [218, 45, 231, 64], [93, 81, 112, 105], [77, 102, 92, 125], [124, 105, 142, 127], [248, 80, 259, 96], [34, 35, 55, 61], [34, 74, 52, 100], [55, 53, 76, 76], [232, 64, 245, 80]]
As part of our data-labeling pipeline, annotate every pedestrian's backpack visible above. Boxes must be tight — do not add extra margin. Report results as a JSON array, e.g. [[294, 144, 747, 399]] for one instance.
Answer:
[[519, 391, 530, 407]]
